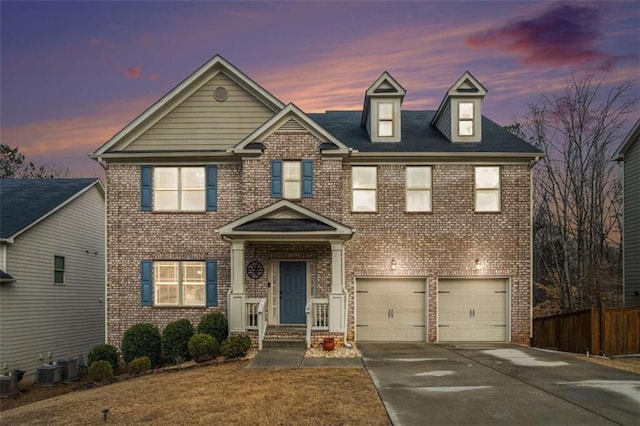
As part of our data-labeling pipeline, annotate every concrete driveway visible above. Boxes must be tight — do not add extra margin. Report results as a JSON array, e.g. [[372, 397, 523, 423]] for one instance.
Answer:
[[359, 342, 640, 426]]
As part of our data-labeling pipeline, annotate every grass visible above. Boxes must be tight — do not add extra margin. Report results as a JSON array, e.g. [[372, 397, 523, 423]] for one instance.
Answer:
[[1, 361, 390, 425]]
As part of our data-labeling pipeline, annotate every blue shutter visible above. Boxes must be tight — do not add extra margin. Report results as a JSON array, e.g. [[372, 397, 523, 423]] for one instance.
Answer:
[[206, 165, 218, 212], [206, 260, 218, 307], [271, 160, 282, 198], [302, 160, 313, 198], [140, 166, 152, 211], [141, 260, 153, 306]]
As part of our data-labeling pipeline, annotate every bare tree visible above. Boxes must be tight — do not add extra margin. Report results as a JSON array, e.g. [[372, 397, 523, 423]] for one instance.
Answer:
[[0, 144, 71, 178], [514, 74, 637, 313]]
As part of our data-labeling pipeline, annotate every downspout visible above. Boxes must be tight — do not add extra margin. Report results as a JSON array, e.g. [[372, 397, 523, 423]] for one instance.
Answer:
[[342, 237, 354, 348], [221, 235, 234, 321], [529, 157, 540, 345]]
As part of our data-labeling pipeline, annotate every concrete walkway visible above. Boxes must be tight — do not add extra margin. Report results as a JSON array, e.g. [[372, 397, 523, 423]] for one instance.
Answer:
[[360, 342, 640, 426], [247, 346, 364, 369]]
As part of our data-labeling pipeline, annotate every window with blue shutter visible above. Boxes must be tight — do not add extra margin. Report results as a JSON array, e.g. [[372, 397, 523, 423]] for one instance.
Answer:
[[271, 160, 282, 198], [206, 260, 218, 307], [140, 166, 152, 211], [206, 165, 218, 211], [141, 260, 153, 306], [302, 160, 313, 198]]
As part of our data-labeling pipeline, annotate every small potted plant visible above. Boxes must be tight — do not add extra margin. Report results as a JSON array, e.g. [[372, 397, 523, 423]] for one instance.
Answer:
[[322, 337, 335, 351]]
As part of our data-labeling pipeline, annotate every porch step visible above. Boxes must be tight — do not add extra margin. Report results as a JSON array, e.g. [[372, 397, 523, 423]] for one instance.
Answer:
[[262, 338, 306, 349]]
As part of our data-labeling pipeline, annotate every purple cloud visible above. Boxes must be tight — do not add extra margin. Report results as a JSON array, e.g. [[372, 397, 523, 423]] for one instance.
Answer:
[[466, 3, 616, 70]]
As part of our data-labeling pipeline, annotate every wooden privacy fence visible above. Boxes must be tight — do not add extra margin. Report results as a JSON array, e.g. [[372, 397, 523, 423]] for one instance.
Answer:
[[532, 306, 640, 356]]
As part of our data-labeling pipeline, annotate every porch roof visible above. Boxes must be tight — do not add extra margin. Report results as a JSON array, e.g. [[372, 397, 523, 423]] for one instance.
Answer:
[[217, 200, 354, 240]]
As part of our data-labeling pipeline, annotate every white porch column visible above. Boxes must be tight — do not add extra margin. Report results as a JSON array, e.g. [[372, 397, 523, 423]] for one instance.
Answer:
[[229, 240, 246, 332], [329, 240, 346, 332]]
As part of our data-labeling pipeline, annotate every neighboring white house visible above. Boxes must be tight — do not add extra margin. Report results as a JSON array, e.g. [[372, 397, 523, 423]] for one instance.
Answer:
[[616, 119, 640, 307], [0, 179, 105, 380]]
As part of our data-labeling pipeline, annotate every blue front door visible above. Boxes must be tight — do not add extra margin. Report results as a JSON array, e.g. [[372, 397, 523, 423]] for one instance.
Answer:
[[280, 261, 306, 324]]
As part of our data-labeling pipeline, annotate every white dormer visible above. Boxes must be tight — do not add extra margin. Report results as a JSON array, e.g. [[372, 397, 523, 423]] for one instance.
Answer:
[[361, 72, 406, 143], [431, 71, 487, 143]]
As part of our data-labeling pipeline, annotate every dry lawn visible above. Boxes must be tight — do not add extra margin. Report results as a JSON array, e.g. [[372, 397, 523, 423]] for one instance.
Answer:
[[0, 361, 390, 425]]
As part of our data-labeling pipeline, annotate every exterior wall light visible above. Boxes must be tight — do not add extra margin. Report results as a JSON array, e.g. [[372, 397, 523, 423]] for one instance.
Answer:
[[391, 259, 397, 270], [475, 259, 482, 270]]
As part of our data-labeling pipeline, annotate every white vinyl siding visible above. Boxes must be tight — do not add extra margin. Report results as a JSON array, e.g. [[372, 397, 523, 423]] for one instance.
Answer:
[[125, 72, 275, 151], [352, 167, 377, 212], [406, 166, 432, 212], [623, 138, 640, 305], [0, 186, 105, 380], [154, 167, 205, 211], [475, 166, 501, 212], [154, 261, 205, 307]]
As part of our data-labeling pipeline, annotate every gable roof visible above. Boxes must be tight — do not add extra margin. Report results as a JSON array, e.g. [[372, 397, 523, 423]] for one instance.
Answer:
[[310, 111, 543, 157], [615, 118, 640, 160], [91, 54, 285, 156], [361, 71, 406, 128], [217, 200, 354, 240], [0, 179, 103, 242], [233, 103, 350, 154], [431, 71, 487, 127]]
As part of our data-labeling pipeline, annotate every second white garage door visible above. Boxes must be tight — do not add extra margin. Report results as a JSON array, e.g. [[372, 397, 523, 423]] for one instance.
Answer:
[[356, 279, 426, 342], [438, 279, 508, 342]]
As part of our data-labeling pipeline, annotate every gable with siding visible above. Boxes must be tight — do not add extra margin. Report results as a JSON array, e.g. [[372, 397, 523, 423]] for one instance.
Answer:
[[623, 133, 640, 306]]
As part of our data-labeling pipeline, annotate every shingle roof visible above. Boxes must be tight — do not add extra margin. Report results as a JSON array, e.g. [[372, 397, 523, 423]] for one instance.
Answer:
[[309, 111, 543, 154], [234, 218, 336, 232], [0, 268, 15, 283], [0, 179, 99, 239]]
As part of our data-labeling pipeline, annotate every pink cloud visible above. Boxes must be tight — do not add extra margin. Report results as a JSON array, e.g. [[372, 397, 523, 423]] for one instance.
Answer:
[[126, 65, 142, 79], [466, 3, 617, 71]]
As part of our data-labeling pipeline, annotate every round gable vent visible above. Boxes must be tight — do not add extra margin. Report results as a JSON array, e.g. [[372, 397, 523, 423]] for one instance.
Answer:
[[214, 87, 228, 102]]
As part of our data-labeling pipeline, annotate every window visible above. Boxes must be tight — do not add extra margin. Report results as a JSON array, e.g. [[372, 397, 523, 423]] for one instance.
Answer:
[[406, 166, 432, 212], [54, 256, 65, 285], [283, 161, 302, 199], [475, 166, 500, 212], [154, 261, 205, 306], [154, 167, 205, 211], [459, 102, 474, 136], [352, 166, 377, 212], [378, 102, 394, 137]]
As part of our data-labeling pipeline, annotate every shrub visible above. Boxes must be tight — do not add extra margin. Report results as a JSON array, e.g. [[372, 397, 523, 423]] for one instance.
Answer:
[[162, 319, 195, 364], [127, 356, 152, 375], [88, 361, 113, 382], [188, 333, 220, 362], [221, 335, 251, 359], [87, 344, 119, 372], [196, 312, 228, 344], [121, 323, 162, 367]]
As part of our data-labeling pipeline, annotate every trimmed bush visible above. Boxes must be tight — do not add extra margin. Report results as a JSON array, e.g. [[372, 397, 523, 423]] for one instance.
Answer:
[[188, 333, 220, 362], [87, 343, 119, 372], [127, 356, 152, 375], [221, 335, 251, 359], [196, 312, 228, 344], [88, 361, 113, 382], [162, 319, 195, 364], [121, 323, 162, 367]]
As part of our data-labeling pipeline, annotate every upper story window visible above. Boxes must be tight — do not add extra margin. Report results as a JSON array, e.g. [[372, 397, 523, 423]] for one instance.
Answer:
[[154, 167, 205, 211], [271, 160, 313, 199], [378, 103, 394, 137], [458, 102, 474, 136], [352, 166, 377, 212], [406, 166, 432, 212], [54, 255, 65, 285], [475, 166, 501, 212], [155, 261, 205, 306]]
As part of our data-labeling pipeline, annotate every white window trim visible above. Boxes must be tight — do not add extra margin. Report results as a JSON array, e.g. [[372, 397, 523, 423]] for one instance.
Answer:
[[458, 102, 475, 137], [475, 166, 501, 212], [283, 160, 302, 199], [377, 102, 394, 138], [406, 166, 432, 212], [54, 255, 65, 285], [352, 166, 377, 212], [154, 261, 206, 307], [153, 167, 205, 212]]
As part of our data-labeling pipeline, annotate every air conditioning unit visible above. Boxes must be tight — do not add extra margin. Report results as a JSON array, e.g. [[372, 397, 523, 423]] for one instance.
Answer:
[[0, 375, 17, 398], [37, 364, 62, 386], [57, 358, 78, 382]]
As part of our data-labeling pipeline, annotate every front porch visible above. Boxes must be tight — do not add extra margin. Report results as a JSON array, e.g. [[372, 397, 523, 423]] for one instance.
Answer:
[[216, 200, 354, 350]]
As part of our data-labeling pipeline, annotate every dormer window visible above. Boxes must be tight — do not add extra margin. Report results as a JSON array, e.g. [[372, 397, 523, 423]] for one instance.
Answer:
[[378, 103, 394, 137], [458, 102, 474, 136]]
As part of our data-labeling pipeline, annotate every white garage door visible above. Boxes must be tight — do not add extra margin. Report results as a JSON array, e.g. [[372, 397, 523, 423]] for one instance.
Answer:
[[356, 279, 425, 342], [438, 279, 508, 342]]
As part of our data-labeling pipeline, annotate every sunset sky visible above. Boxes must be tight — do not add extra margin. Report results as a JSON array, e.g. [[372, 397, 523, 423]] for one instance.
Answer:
[[1, 1, 639, 177]]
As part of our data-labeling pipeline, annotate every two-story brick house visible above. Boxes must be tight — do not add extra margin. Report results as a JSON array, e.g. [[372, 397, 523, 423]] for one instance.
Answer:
[[90, 55, 543, 349]]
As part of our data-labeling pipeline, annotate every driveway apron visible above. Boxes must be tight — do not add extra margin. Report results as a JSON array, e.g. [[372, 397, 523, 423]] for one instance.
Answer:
[[360, 342, 639, 426]]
